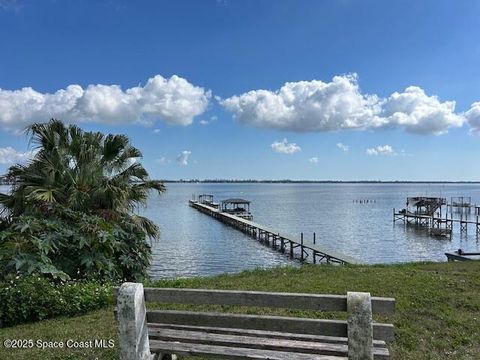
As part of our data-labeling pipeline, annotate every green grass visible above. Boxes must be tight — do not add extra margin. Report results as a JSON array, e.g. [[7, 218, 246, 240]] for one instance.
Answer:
[[1, 261, 480, 359]]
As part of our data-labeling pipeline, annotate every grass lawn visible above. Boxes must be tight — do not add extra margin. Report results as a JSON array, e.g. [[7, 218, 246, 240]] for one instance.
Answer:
[[1, 261, 480, 359]]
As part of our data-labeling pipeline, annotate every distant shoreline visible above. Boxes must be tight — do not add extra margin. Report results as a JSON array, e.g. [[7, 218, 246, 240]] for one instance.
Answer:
[[158, 179, 480, 184], [3, 179, 480, 186]]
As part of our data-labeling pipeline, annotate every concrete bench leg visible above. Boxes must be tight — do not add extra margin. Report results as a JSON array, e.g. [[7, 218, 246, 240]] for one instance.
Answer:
[[347, 291, 374, 360], [117, 282, 153, 360]]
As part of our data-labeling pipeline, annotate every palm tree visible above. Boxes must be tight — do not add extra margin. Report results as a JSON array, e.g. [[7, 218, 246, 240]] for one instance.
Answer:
[[0, 119, 165, 238]]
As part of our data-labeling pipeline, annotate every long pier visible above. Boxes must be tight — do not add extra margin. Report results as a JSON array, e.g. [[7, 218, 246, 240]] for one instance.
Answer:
[[189, 200, 358, 265]]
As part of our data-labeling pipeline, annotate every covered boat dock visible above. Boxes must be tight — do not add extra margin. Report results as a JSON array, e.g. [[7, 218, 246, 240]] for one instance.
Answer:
[[221, 198, 253, 220]]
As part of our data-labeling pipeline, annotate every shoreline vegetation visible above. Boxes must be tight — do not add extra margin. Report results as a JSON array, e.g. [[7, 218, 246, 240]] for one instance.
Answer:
[[3, 178, 480, 185], [1, 261, 480, 359]]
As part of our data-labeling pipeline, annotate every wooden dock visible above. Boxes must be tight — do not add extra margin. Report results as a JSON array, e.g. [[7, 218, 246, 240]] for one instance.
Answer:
[[189, 200, 358, 265], [393, 209, 480, 237]]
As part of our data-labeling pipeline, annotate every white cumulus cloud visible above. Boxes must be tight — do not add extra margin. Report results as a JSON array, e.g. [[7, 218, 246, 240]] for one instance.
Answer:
[[337, 142, 349, 152], [221, 74, 383, 133], [220, 74, 466, 135], [270, 139, 301, 154], [366, 145, 395, 156], [381, 86, 464, 135], [0, 146, 36, 164], [176, 150, 191, 165], [0, 75, 210, 131], [465, 101, 480, 133], [309, 157, 319, 163]]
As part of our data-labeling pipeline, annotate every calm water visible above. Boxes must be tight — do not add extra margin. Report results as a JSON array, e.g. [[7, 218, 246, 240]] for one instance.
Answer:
[[3, 183, 480, 279], [141, 183, 480, 279]]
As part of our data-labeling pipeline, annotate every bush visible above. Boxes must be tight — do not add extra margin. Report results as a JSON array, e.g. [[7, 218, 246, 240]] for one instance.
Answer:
[[0, 208, 152, 282], [0, 274, 113, 327]]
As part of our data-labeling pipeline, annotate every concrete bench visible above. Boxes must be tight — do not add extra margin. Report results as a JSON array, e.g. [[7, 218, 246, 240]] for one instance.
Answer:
[[115, 283, 395, 360]]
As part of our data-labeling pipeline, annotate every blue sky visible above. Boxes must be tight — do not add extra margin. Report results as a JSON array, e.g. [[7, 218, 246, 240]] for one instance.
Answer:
[[0, 0, 479, 180]]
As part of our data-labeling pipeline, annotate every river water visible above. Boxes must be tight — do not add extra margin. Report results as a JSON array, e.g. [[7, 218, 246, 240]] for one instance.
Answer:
[[142, 183, 480, 279], [2, 183, 479, 279]]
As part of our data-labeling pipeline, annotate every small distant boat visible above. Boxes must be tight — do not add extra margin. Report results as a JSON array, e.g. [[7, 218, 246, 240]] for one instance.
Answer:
[[445, 249, 480, 261]]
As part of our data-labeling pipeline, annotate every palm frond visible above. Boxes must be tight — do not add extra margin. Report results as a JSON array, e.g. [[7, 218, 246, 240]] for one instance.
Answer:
[[130, 214, 159, 239]]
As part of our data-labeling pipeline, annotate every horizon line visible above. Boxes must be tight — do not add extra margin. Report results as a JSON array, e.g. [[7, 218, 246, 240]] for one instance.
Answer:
[[157, 179, 480, 184]]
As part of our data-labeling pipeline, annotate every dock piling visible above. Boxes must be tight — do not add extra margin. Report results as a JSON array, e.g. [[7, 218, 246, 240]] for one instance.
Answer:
[[300, 233, 304, 262]]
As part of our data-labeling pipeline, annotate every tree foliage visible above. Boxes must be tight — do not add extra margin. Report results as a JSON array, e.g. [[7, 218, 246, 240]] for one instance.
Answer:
[[0, 119, 164, 281]]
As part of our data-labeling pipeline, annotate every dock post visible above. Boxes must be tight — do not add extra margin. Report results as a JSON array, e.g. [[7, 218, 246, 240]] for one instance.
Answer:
[[279, 234, 284, 253], [313, 232, 316, 245], [477, 216, 479, 237], [460, 213, 467, 234], [290, 241, 293, 258], [300, 233, 304, 262], [393, 208, 395, 223]]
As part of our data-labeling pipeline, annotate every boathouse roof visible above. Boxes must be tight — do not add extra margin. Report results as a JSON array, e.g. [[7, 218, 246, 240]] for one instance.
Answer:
[[221, 198, 250, 204], [407, 197, 446, 207]]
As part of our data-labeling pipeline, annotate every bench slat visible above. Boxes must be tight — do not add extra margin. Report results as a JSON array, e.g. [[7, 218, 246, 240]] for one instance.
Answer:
[[142, 288, 395, 315], [148, 323, 388, 348], [146, 310, 395, 342], [149, 339, 347, 359], [148, 327, 389, 359]]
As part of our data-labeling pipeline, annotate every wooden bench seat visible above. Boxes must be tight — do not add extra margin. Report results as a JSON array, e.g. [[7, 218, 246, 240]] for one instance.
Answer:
[[115, 284, 395, 360], [148, 323, 390, 359]]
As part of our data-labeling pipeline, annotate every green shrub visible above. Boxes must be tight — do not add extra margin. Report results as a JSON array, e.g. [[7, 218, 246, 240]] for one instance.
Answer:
[[0, 208, 152, 282], [0, 275, 113, 327]]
